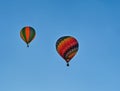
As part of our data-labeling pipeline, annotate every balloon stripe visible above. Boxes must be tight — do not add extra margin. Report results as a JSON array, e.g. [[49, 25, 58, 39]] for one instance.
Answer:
[[29, 28, 36, 43], [63, 43, 78, 61], [21, 28, 27, 43], [57, 37, 69, 56], [57, 37, 76, 57], [61, 38, 75, 56], [25, 27, 30, 43], [65, 45, 78, 59], [57, 37, 72, 55], [67, 50, 77, 60], [20, 31, 26, 42], [56, 36, 69, 49]]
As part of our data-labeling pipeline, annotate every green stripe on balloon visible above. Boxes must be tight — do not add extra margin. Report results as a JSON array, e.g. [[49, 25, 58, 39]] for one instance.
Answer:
[[29, 27, 36, 43]]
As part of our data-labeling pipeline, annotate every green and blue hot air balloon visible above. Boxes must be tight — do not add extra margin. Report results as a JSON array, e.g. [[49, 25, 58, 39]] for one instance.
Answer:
[[20, 26, 36, 47]]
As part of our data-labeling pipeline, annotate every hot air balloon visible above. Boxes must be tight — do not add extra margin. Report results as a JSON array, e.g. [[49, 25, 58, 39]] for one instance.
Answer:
[[20, 26, 36, 47], [56, 36, 79, 66]]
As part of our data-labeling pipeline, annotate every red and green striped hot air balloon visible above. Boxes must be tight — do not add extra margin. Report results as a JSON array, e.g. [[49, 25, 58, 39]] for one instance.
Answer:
[[56, 36, 79, 66], [20, 26, 36, 47]]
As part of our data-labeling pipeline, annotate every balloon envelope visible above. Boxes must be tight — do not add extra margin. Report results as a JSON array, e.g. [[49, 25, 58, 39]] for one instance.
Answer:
[[20, 26, 36, 47], [56, 36, 79, 66]]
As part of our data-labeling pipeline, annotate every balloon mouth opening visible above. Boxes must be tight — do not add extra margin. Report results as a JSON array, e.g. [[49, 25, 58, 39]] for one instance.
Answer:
[[66, 58, 70, 67], [66, 58, 70, 61]]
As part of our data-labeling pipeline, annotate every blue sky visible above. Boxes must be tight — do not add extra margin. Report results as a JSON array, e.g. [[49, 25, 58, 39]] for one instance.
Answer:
[[0, 0, 120, 91]]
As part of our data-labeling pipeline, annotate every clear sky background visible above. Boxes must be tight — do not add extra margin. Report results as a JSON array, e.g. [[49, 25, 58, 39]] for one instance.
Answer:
[[0, 0, 120, 91]]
